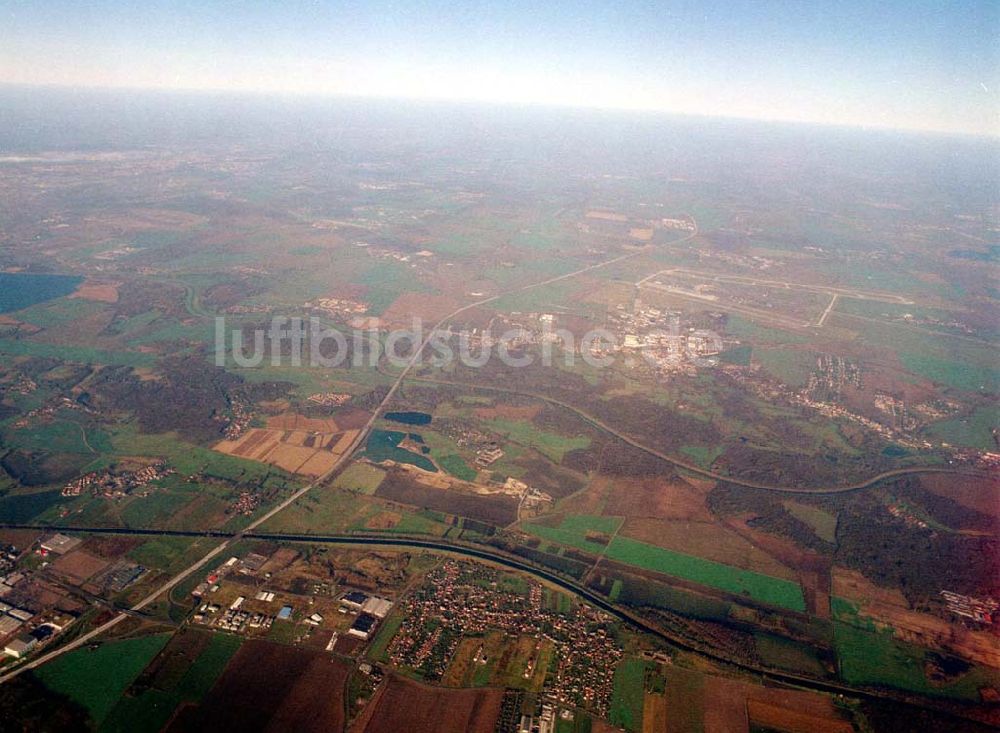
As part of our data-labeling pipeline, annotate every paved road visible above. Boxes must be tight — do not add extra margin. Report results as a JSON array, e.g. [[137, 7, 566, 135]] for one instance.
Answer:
[[0, 538, 230, 684], [816, 293, 839, 327], [0, 523, 984, 725], [0, 218, 697, 683], [402, 375, 990, 494]]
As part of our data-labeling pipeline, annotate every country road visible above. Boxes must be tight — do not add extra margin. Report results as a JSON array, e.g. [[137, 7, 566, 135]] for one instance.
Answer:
[[0, 208, 983, 724], [399, 375, 990, 494], [0, 217, 698, 683], [0, 523, 986, 726]]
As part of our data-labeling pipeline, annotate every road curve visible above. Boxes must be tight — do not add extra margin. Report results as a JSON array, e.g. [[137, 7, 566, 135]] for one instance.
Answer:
[[0, 523, 985, 725], [0, 219, 698, 684], [400, 375, 990, 493]]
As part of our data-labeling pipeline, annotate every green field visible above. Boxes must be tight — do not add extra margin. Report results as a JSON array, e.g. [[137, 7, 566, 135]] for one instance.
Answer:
[[0, 338, 155, 368], [522, 514, 624, 553], [119, 488, 194, 527], [5, 418, 112, 455], [437, 453, 477, 481], [363, 429, 437, 472], [609, 658, 648, 732], [523, 516, 805, 611], [101, 633, 242, 733], [481, 418, 591, 463], [753, 346, 816, 387], [0, 489, 65, 523], [754, 632, 827, 676], [926, 405, 999, 451], [368, 612, 405, 662], [782, 500, 838, 543], [678, 444, 722, 468], [603, 536, 805, 611], [34, 633, 171, 725], [103, 426, 289, 485], [834, 622, 998, 700], [900, 352, 998, 393], [555, 713, 593, 733], [333, 462, 387, 494], [127, 536, 215, 575], [346, 505, 450, 536]]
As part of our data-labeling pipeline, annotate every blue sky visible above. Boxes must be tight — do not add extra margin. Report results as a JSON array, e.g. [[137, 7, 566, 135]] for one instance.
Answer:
[[1, 0, 997, 135]]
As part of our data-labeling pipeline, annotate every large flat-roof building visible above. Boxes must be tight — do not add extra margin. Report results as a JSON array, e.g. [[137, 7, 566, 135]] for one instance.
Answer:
[[361, 597, 393, 619], [347, 613, 378, 640], [40, 534, 81, 555], [340, 591, 369, 610], [4, 635, 36, 659], [0, 616, 22, 637]]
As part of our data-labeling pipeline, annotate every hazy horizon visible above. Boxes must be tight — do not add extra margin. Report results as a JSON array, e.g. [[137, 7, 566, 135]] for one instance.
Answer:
[[2, 1, 997, 137]]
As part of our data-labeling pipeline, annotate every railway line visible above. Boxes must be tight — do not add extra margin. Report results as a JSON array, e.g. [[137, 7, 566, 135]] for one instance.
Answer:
[[0, 523, 987, 726]]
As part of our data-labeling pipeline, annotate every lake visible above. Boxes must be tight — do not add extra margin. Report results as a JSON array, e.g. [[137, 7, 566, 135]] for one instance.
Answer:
[[0, 272, 83, 313]]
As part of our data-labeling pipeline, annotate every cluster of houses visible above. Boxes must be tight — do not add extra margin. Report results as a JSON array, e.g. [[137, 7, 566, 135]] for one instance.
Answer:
[[385, 561, 623, 716], [941, 591, 999, 624], [307, 392, 352, 407], [61, 462, 173, 498]]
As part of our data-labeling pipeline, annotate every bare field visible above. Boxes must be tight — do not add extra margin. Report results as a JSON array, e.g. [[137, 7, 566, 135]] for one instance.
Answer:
[[701, 676, 748, 732], [214, 422, 358, 477], [354, 674, 502, 733], [473, 404, 542, 421], [744, 688, 854, 733], [266, 413, 339, 432], [642, 691, 668, 733], [851, 596, 1000, 668], [832, 567, 910, 608], [335, 408, 375, 430], [376, 469, 519, 525], [662, 673, 855, 733], [70, 280, 120, 303], [380, 293, 463, 328], [365, 511, 402, 530], [168, 639, 350, 733], [50, 550, 110, 584], [604, 475, 713, 522]]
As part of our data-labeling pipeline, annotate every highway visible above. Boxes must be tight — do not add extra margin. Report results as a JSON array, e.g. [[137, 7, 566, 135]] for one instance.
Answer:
[[400, 375, 991, 494], [0, 216, 698, 684], [0, 523, 986, 725], [0, 215, 987, 725]]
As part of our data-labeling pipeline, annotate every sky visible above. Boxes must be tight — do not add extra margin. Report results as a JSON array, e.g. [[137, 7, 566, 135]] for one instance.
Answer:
[[1, 0, 997, 136]]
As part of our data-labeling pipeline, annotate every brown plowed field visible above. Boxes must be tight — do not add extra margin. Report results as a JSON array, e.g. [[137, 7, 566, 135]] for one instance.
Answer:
[[380, 293, 463, 329], [166, 639, 350, 733], [744, 687, 853, 733], [70, 280, 120, 303], [642, 692, 668, 733], [376, 470, 518, 525], [607, 476, 714, 521], [353, 674, 502, 733], [335, 408, 374, 430], [50, 550, 110, 584], [266, 413, 339, 432], [620, 516, 797, 581]]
